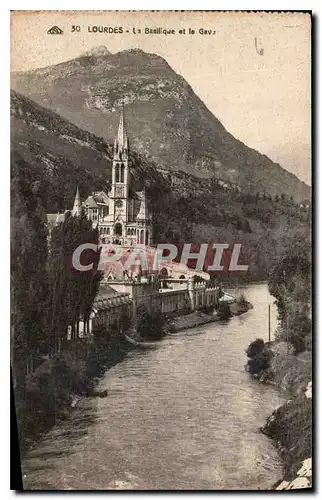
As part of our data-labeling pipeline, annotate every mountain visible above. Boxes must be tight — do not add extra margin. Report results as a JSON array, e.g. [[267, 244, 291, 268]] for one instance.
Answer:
[[11, 90, 311, 282], [11, 47, 310, 203]]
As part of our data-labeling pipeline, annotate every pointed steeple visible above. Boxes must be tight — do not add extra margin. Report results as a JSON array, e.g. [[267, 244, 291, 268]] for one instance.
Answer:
[[72, 186, 81, 216], [117, 106, 128, 149], [114, 106, 128, 159], [111, 103, 130, 200]]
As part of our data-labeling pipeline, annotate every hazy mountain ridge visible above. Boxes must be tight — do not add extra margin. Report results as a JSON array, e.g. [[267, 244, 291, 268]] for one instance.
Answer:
[[11, 47, 310, 203]]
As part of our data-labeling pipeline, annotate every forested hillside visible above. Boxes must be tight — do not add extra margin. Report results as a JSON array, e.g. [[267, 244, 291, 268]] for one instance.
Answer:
[[11, 91, 311, 282]]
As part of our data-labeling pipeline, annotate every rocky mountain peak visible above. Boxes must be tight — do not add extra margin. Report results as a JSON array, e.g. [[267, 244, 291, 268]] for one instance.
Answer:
[[85, 46, 112, 57], [10, 49, 310, 202]]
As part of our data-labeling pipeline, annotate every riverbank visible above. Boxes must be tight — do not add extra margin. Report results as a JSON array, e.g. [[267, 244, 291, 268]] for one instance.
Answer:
[[172, 300, 253, 332], [17, 298, 253, 456], [246, 340, 312, 489], [22, 283, 285, 491], [16, 333, 134, 454]]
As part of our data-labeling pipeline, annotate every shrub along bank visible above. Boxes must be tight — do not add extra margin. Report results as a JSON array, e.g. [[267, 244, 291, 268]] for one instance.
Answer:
[[17, 324, 133, 454], [17, 305, 176, 453], [245, 238, 312, 486], [245, 338, 312, 482]]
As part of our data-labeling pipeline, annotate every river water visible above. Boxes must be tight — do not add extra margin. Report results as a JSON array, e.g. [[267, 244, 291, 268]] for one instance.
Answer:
[[22, 283, 285, 491]]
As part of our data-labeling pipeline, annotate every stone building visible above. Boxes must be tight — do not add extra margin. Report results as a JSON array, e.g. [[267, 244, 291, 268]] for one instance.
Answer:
[[81, 108, 152, 246], [47, 108, 153, 247]]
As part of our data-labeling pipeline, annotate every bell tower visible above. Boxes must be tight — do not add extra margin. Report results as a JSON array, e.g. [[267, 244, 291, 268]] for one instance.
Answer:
[[110, 107, 130, 229]]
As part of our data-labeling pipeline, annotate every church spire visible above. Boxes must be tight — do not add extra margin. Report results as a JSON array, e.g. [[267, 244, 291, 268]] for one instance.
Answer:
[[114, 106, 128, 157], [118, 107, 127, 147], [72, 186, 81, 216]]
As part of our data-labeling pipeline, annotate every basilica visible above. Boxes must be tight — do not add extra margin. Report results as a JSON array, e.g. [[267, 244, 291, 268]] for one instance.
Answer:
[[47, 109, 152, 247]]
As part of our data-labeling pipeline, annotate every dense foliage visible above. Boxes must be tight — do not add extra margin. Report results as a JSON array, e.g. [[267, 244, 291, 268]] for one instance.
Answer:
[[148, 171, 311, 283], [245, 338, 274, 376], [11, 152, 102, 390], [268, 234, 311, 354], [47, 211, 102, 350], [245, 338, 265, 358], [11, 152, 49, 392], [262, 394, 312, 478], [136, 304, 166, 340]]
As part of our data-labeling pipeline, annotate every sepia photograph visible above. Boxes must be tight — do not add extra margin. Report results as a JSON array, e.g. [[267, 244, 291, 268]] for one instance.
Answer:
[[10, 10, 312, 491]]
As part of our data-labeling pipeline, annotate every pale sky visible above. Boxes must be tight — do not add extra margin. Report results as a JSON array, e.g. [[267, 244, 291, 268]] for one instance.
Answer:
[[11, 11, 311, 184]]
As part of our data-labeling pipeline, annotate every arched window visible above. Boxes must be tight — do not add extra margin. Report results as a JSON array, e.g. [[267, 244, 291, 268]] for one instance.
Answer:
[[120, 164, 125, 183], [145, 229, 149, 245], [106, 227, 110, 235], [160, 268, 169, 278], [115, 163, 120, 182], [140, 229, 144, 244], [179, 275, 185, 280]]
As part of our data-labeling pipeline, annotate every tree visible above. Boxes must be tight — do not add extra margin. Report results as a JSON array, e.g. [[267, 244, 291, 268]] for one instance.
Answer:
[[216, 301, 232, 320], [136, 304, 165, 340], [47, 211, 103, 348], [246, 338, 265, 358], [268, 250, 311, 324], [11, 152, 49, 390], [268, 235, 311, 352], [246, 346, 273, 375], [283, 307, 312, 354]]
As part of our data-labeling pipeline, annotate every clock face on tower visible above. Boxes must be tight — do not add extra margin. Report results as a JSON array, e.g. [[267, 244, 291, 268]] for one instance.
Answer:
[[115, 199, 123, 208]]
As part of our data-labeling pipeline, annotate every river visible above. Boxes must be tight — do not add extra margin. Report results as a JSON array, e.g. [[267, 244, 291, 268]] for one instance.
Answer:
[[22, 283, 285, 490]]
